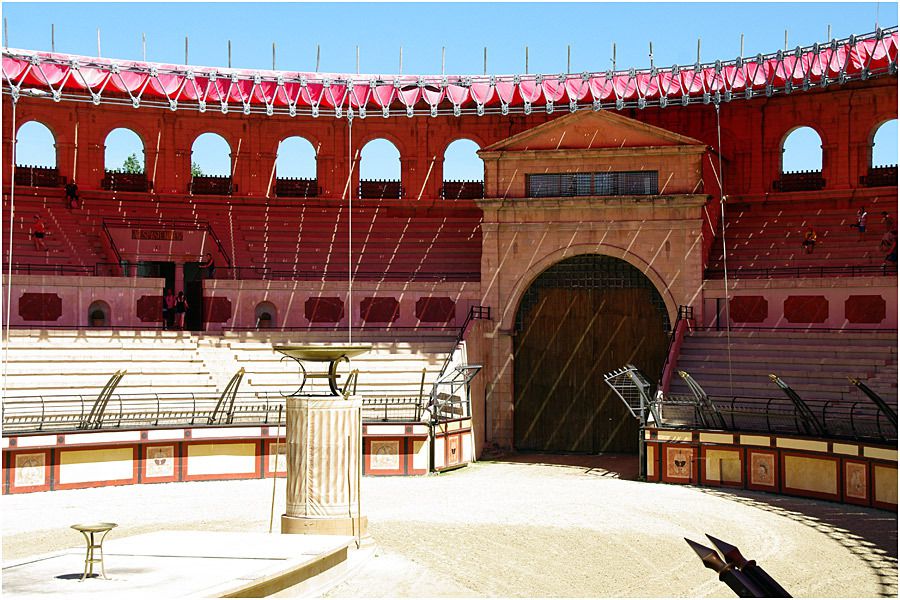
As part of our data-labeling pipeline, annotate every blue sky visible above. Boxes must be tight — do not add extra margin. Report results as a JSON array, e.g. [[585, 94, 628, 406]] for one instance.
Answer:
[[7, 2, 898, 178]]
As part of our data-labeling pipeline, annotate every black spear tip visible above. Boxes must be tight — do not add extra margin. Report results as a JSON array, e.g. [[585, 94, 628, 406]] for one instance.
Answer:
[[685, 538, 727, 572], [706, 533, 747, 566]]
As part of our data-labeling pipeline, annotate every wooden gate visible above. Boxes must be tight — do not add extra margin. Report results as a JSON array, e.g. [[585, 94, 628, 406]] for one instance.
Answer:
[[513, 260, 669, 454]]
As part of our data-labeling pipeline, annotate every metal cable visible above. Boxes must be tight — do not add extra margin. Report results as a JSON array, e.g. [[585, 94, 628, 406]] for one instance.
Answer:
[[715, 104, 735, 397]]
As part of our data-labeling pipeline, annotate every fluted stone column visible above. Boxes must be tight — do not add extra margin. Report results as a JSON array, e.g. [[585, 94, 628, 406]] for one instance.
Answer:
[[282, 394, 367, 536]]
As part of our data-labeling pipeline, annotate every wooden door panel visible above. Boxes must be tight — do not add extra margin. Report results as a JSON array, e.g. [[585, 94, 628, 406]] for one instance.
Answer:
[[514, 286, 667, 453]]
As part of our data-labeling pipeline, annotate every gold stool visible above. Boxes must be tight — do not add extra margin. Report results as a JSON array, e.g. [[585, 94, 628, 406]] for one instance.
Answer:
[[70, 523, 117, 581]]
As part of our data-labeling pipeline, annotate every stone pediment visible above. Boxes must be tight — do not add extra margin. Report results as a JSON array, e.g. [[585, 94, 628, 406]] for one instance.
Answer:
[[480, 110, 704, 153]]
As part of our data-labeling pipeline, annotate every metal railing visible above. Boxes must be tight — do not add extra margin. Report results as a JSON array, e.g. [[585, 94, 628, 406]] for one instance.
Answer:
[[658, 394, 897, 443], [213, 266, 478, 281], [102, 216, 232, 267], [659, 305, 693, 394], [705, 264, 898, 279], [435, 305, 491, 381], [2, 390, 442, 433]]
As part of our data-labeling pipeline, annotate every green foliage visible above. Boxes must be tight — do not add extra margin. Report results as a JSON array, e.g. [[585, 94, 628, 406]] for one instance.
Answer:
[[121, 153, 144, 174], [191, 161, 205, 177]]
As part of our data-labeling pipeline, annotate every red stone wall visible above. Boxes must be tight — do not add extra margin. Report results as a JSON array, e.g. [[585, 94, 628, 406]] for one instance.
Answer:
[[4, 77, 895, 201]]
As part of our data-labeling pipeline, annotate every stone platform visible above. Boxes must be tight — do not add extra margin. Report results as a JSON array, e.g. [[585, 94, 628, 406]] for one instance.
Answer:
[[2, 530, 354, 598]]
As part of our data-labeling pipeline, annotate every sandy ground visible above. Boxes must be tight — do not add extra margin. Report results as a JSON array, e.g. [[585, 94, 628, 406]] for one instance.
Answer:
[[3, 459, 896, 598]]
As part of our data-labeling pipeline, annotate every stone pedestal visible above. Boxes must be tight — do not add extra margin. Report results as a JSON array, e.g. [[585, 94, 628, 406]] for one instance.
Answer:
[[281, 394, 367, 537]]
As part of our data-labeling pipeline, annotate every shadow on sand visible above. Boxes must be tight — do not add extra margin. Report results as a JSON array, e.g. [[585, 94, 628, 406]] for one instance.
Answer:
[[696, 486, 898, 598]]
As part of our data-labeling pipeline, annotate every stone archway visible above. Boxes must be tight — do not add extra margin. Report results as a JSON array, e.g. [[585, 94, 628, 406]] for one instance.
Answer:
[[512, 254, 670, 454]]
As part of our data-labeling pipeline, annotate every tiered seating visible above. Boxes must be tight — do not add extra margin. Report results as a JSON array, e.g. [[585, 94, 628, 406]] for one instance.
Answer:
[[2, 188, 110, 273], [4, 187, 483, 282], [2, 329, 456, 403], [196, 330, 455, 401], [2, 329, 217, 398], [670, 330, 898, 404], [220, 199, 482, 281], [707, 196, 898, 276]]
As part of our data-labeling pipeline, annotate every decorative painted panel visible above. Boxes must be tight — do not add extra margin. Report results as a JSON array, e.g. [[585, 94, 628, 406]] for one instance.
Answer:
[[203, 297, 233, 323], [360, 297, 400, 323], [18, 292, 62, 321], [415, 297, 455, 323], [784, 295, 828, 323], [729, 296, 768, 323], [136, 295, 163, 322], [305, 297, 344, 323], [844, 295, 886, 324]]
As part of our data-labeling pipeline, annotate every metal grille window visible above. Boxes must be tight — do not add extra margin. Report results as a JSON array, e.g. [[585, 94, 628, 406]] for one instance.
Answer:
[[515, 254, 670, 331], [527, 171, 658, 198]]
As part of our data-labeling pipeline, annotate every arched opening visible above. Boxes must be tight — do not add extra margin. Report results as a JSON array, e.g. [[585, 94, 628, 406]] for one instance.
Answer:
[[15, 121, 58, 187], [359, 138, 401, 199], [778, 126, 824, 192], [442, 139, 484, 199], [513, 254, 670, 453], [103, 128, 148, 192], [190, 133, 232, 195], [275, 136, 318, 198], [867, 120, 898, 188], [255, 301, 277, 329], [88, 300, 111, 327]]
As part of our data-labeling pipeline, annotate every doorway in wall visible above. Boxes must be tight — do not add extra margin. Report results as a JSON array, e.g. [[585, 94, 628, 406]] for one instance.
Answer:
[[183, 262, 205, 331], [513, 254, 670, 454]]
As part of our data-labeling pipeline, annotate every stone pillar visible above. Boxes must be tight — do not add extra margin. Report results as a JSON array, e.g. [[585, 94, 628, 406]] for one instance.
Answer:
[[282, 394, 367, 536]]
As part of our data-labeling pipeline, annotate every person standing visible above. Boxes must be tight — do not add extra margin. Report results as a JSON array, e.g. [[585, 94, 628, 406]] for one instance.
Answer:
[[199, 253, 216, 279], [163, 289, 176, 330], [853, 206, 868, 241], [174, 291, 189, 330], [65, 181, 79, 209], [31, 214, 48, 251]]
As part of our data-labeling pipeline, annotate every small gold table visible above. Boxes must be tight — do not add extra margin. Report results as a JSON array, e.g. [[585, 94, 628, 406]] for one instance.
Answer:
[[71, 522, 117, 581]]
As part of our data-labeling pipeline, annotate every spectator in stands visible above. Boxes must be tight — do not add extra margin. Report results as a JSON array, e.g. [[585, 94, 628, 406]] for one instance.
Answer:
[[31, 214, 48, 251], [851, 206, 868, 241], [883, 229, 898, 267], [881, 211, 894, 232], [174, 291, 189, 330], [163, 289, 176, 330], [200, 253, 215, 279], [801, 227, 817, 254], [65, 181, 79, 209]]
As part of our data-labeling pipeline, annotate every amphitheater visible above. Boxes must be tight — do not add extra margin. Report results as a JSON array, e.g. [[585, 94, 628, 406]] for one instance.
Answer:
[[1, 22, 898, 598]]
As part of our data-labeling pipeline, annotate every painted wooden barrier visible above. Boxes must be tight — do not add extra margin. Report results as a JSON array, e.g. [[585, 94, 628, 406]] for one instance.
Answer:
[[645, 428, 897, 511], [2, 423, 439, 494]]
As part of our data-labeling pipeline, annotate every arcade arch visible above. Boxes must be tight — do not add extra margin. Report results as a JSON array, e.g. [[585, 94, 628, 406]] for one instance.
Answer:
[[871, 119, 898, 167], [276, 136, 318, 179], [359, 138, 401, 198], [781, 126, 823, 173], [15, 121, 56, 167], [104, 128, 145, 173], [443, 138, 483, 181], [191, 132, 232, 177], [512, 254, 670, 454], [442, 138, 484, 199]]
